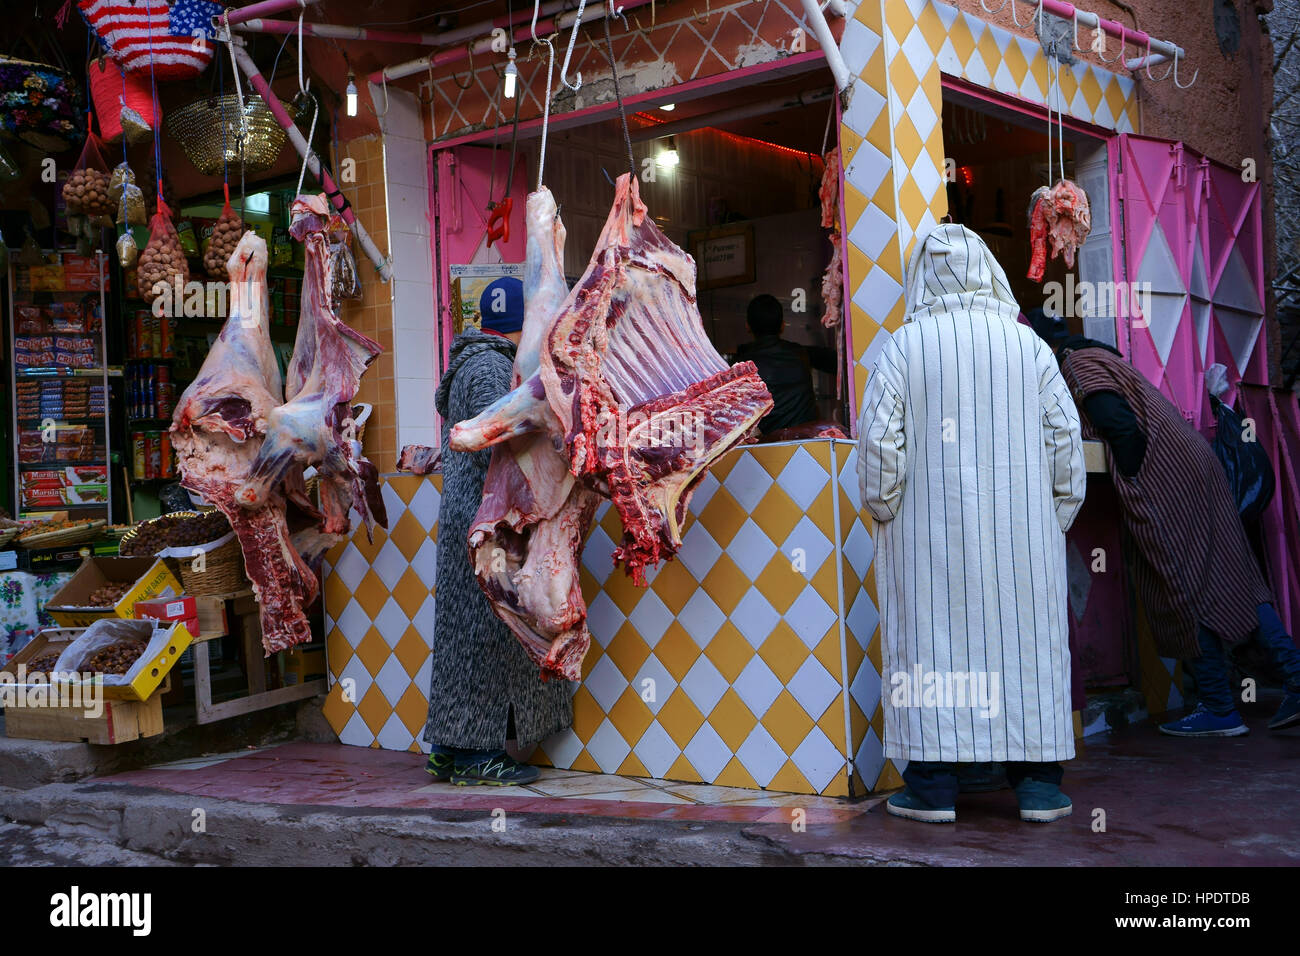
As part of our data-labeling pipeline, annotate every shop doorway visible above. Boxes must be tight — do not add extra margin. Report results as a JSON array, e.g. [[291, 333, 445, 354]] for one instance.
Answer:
[[429, 63, 852, 435], [939, 82, 1135, 691], [940, 81, 1117, 346]]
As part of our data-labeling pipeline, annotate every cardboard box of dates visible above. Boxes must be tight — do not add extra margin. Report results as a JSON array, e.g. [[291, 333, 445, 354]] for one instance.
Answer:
[[24, 617, 194, 702], [45, 556, 181, 627]]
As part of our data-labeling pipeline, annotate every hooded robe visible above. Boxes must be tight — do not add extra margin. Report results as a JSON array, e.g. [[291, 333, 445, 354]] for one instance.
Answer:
[[857, 224, 1086, 763]]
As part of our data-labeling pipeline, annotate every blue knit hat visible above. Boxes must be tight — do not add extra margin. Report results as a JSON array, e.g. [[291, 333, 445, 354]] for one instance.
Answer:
[[478, 276, 525, 334]]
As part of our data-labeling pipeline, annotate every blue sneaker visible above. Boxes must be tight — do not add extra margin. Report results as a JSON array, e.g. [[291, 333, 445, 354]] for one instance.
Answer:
[[1014, 778, 1073, 823], [885, 789, 956, 823], [1268, 692, 1300, 731], [1159, 704, 1249, 737]]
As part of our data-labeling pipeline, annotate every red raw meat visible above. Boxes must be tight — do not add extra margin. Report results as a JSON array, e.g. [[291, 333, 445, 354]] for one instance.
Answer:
[[452, 174, 772, 632], [1027, 179, 1091, 281], [171, 232, 317, 653], [235, 195, 387, 551], [819, 147, 844, 329]]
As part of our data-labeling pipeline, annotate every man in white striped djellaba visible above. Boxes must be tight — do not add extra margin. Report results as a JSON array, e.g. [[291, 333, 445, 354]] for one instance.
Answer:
[[857, 224, 1087, 824]]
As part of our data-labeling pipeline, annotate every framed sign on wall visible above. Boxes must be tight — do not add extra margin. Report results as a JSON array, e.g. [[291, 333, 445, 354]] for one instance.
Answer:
[[688, 222, 756, 290]]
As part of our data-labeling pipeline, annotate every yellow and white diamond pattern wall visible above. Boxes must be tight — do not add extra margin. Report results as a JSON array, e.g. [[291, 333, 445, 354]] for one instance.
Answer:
[[321, 442, 886, 796], [836, 0, 1139, 408]]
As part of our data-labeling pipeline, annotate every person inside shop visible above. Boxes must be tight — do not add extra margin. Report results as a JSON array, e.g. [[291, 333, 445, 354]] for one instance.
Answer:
[[858, 224, 1086, 825], [1029, 312, 1300, 736], [423, 276, 574, 785], [736, 293, 837, 434]]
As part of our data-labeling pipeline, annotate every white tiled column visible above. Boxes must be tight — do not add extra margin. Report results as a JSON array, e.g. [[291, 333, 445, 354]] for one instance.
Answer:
[[372, 82, 439, 454]]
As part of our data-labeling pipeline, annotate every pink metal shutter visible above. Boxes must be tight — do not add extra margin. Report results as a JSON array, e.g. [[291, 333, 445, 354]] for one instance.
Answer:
[[1113, 134, 1266, 429]]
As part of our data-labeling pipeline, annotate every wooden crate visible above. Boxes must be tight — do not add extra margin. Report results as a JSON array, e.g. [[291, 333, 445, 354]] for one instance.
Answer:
[[193, 595, 229, 640], [4, 682, 166, 744]]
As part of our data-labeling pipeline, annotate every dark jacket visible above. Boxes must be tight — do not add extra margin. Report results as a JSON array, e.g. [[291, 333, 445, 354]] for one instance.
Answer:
[[424, 328, 573, 749], [737, 334, 836, 433]]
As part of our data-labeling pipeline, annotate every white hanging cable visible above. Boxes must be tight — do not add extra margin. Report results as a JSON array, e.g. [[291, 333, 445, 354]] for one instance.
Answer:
[[537, 37, 556, 189], [1056, 58, 1064, 181], [530, 0, 557, 189]]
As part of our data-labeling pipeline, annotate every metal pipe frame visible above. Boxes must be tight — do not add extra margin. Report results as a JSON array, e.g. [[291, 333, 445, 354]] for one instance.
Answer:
[[800, 0, 851, 93], [229, 39, 394, 281], [370, 0, 656, 85], [222, 0, 322, 28]]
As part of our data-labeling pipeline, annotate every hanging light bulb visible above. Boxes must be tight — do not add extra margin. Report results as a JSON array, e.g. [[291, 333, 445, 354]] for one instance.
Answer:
[[504, 48, 518, 99], [345, 72, 358, 117], [657, 136, 679, 168]]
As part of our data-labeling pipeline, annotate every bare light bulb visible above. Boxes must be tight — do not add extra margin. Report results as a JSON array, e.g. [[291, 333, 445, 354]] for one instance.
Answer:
[[504, 49, 518, 99], [657, 136, 679, 168], [345, 73, 358, 117]]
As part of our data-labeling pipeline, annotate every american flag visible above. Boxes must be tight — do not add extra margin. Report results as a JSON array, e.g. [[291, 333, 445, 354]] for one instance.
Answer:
[[79, 0, 212, 81]]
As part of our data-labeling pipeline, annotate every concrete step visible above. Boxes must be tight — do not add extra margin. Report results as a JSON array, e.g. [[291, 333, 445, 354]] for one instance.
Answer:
[[0, 695, 334, 790]]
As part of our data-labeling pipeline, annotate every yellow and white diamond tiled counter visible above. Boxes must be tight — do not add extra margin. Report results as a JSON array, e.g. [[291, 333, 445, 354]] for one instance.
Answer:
[[320, 440, 892, 797]]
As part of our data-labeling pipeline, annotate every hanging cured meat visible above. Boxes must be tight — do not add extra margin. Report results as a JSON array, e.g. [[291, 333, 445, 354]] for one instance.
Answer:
[[1027, 179, 1091, 281], [235, 195, 387, 553], [170, 232, 317, 653], [818, 147, 844, 329], [448, 174, 772, 678]]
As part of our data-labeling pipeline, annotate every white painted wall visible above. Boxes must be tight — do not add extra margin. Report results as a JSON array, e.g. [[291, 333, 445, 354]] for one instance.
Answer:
[[371, 82, 439, 455]]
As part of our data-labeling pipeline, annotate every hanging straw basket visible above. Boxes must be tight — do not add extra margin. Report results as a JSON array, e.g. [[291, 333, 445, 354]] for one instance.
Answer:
[[166, 93, 295, 178], [169, 534, 248, 596], [121, 511, 250, 596]]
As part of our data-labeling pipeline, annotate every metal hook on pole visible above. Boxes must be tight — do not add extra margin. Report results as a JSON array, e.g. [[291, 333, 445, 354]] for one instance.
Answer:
[[559, 0, 588, 92], [450, 42, 477, 90], [1172, 50, 1198, 89], [1096, 23, 1126, 63], [1143, 35, 1173, 81]]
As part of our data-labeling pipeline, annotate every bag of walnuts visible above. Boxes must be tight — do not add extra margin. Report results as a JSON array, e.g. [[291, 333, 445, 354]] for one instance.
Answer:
[[204, 185, 244, 278], [62, 123, 115, 225], [138, 194, 190, 302]]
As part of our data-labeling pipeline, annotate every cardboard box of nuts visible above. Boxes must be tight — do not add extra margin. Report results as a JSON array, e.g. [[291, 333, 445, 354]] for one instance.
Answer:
[[45, 556, 181, 627], [11, 618, 193, 702]]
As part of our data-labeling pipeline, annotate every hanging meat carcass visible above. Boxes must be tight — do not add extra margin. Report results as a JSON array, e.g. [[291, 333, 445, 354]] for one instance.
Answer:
[[449, 174, 773, 677], [234, 194, 387, 557], [1027, 179, 1091, 281], [818, 146, 844, 329], [465, 188, 601, 680], [171, 232, 317, 653]]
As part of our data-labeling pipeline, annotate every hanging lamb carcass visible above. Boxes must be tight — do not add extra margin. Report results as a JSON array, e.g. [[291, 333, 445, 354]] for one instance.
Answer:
[[413, 174, 773, 680]]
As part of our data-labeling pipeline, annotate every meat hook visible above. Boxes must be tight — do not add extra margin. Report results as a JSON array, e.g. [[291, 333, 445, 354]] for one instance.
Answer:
[[559, 0, 589, 92], [1142, 36, 1173, 81], [1172, 50, 1198, 89], [1095, 24, 1126, 64]]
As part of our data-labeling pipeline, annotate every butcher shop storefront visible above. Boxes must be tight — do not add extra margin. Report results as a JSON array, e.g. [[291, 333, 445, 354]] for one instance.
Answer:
[[315, 0, 1291, 795]]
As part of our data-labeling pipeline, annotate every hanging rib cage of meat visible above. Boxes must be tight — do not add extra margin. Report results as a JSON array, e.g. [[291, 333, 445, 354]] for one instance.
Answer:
[[439, 174, 773, 680]]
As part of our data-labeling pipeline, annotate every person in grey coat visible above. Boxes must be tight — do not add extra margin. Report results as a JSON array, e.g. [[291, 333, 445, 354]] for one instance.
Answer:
[[423, 279, 573, 785]]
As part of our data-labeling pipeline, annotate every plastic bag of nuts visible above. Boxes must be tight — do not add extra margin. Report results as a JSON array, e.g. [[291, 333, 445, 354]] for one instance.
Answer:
[[62, 127, 115, 223], [50, 618, 155, 684], [111, 162, 147, 227], [138, 196, 190, 301], [204, 184, 245, 278]]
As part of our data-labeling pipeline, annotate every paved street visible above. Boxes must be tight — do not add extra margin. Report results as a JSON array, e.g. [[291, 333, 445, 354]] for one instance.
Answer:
[[2, 702, 1295, 866]]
